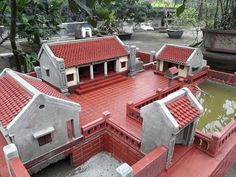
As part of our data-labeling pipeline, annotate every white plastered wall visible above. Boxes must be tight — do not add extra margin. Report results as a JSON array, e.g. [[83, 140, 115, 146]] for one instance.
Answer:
[[117, 56, 128, 72], [65, 67, 78, 87], [178, 65, 188, 78]]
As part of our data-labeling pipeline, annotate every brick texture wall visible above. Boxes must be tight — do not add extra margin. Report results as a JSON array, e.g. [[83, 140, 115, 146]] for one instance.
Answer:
[[72, 132, 144, 167], [132, 146, 167, 177]]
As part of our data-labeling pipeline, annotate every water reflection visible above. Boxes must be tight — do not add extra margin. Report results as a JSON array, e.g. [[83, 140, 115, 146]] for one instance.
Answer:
[[196, 81, 236, 134]]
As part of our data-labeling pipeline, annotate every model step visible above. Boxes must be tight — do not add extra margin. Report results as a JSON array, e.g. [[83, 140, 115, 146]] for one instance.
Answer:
[[79, 74, 124, 90], [75, 75, 127, 94]]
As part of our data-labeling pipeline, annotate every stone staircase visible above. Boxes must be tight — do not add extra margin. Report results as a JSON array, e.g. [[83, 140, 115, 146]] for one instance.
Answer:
[[75, 75, 127, 94]]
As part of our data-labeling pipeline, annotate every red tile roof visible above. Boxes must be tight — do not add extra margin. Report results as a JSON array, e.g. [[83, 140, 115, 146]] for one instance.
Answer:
[[157, 45, 194, 65], [0, 76, 32, 128], [166, 66, 179, 75], [21, 76, 70, 101], [0, 74, 72, 128], [166, 96, 200, 128], [49, 37, 129, 68]]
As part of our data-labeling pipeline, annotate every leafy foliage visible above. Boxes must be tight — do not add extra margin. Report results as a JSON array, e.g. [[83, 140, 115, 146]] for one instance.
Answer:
[[111, 0, 156, 24], [173, 7, 198, 28], [21, 52, 38, 72], [17, 0, 64, 44], [177, 0, 236, 30], [152, 0, 180, 8], [0, 0, 10, 26]]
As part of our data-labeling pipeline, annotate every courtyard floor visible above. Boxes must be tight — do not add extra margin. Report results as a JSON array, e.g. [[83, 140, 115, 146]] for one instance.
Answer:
[[69, 70, 173, 139]]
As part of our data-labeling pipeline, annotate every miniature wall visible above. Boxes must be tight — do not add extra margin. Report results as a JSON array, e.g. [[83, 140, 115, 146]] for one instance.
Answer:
[[117, 56, 128, 72], [8, 94, 81, 163], [72, 113, 144, 167], [132, 146, 167, 177], [65, 67, 78, 87], [10, 157, 30, 177], [39, 49, 68, 93], [137, 52, 151, 64]]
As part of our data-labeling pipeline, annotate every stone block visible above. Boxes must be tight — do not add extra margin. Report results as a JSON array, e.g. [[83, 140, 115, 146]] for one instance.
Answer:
[[116, 163, 133, 177]]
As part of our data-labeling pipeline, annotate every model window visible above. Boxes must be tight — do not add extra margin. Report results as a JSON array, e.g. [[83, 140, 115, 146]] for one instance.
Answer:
[[121, 62, 126, 68], [192, 67, 199, 72], [179, 65, 185, 70], [37, 134, 52, 146], [67, 119, 75, 140], [46, 69, 50, 77], [67, 74, 74, 82]]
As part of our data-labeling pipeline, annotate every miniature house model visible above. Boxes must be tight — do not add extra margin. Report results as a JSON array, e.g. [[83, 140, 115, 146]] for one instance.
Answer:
[[155, 44, 205, 78], [0, 68, 82, 171], [37, 36, 129, 93], [140, 88, 203, 165]]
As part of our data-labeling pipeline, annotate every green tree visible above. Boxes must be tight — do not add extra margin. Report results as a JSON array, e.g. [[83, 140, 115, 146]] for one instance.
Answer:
[[1, 0, 64, 72], [111, 0, 156, 25]]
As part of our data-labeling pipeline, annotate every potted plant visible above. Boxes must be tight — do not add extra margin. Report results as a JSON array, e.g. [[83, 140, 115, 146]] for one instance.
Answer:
[[167, 27, 184, 39]]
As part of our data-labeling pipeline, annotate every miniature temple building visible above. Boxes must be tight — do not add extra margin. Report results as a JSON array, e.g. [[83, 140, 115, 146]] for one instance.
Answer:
[[155, 44, 206, 78], [0, 68, 82, 173], [36, 36, 130, 93], [140, 87, 203, 166]]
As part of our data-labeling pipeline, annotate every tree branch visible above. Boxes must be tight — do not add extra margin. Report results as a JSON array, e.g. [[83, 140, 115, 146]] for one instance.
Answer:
[[0, 34, 9, 45]]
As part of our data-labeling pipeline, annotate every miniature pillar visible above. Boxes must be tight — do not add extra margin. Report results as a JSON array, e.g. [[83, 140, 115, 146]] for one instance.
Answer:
[[150, 50, 156, 63], [103, 111, 111, 120], [3, 144, 19, 177], [128, 45, 137, 77], [90, 65, 94, 80], [34, 66, 42, 79], [104, 61, 108, 77], [116, 163, 133, 177], [211, 132, 221, 156], [115, 59, 119, 73]]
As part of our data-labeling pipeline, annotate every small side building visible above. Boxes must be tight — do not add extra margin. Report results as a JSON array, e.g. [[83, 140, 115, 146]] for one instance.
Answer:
[[140, 87, 203, 166], [0, 68, 82, 173], [37, 36, 130, 93], [155, 44, 206, 78]]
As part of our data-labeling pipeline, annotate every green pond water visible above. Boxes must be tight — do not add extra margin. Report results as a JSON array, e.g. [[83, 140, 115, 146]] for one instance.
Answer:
[[196, 81, 236, 134]]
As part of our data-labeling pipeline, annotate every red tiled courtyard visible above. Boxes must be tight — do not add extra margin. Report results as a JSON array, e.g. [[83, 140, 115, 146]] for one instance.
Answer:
[[69, 70, 171, 139]]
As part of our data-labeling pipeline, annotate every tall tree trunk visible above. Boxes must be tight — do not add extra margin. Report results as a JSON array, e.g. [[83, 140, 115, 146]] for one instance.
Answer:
[[214, 0, 219, 29], [33, 33, 41, 46], [10, 0, 21, 72]]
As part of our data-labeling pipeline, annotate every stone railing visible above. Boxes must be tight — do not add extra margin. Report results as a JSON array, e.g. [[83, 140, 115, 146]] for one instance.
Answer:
[[127, 81, 184, 123], [127, 102, 142, 123], [81, 117, 107, 138], [106, 119, 141, 150], [81, 111, 141, 150], [208, 69, 236, 86], [195, 116, 236, 157], [158, 81, 184, 98]]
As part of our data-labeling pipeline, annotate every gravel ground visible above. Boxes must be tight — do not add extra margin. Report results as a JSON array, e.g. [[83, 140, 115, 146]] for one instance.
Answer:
[[66, 152, 121, 177]]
